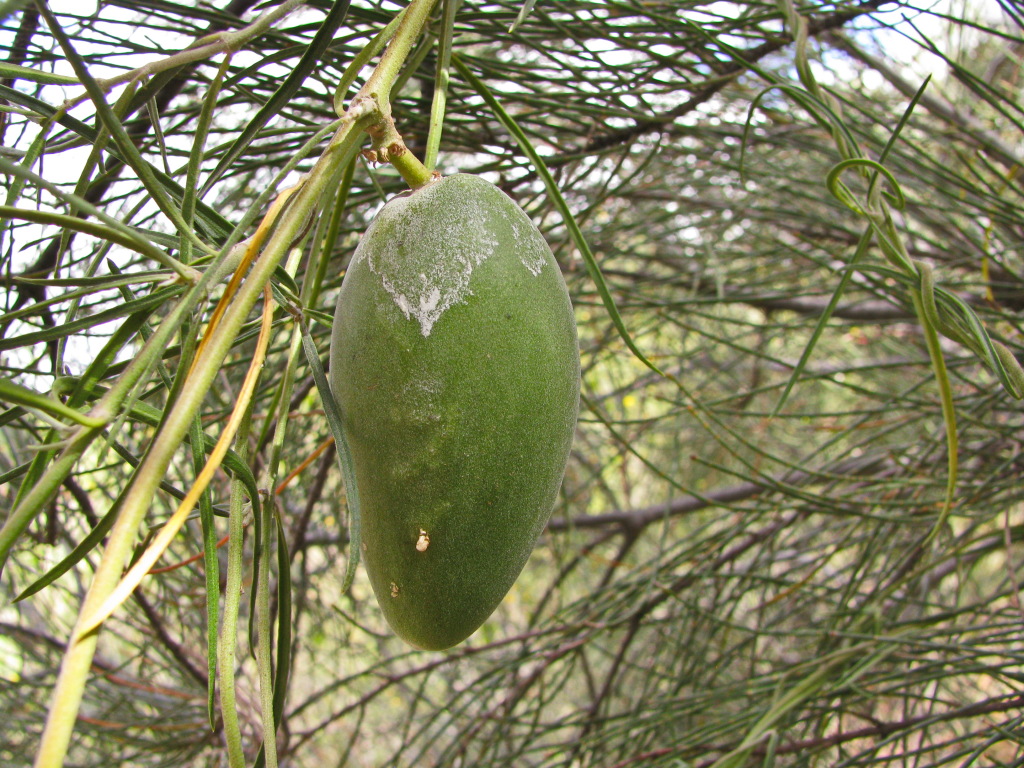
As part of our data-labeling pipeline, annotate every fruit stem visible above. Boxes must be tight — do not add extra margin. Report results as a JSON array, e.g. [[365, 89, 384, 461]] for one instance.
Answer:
[[391, 149, 436, 189], [364, 110, 435, 188], [353, 0, 440, 189]]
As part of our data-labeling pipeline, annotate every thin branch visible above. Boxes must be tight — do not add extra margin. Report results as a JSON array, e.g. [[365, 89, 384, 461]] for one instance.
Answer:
[[535, 0, 890, 172], [547, 454, 890, 532]]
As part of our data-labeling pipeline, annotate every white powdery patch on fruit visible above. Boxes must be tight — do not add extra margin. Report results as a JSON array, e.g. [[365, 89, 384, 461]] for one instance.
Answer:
[[500, 206, 549, 277], [398, 375, 443, 426], [359, 187, 501, 337]]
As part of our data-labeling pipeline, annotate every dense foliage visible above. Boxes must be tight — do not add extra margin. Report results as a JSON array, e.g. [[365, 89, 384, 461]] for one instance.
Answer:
[[3, 1, 1024, 766]]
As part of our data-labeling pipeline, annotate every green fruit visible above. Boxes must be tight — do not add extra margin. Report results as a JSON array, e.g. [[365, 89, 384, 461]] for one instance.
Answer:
[[329, 173, 580, 650]]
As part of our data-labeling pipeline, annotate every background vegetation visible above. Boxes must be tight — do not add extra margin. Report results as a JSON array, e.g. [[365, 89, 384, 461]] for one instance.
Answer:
[[2, 0, 1024, 766]]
